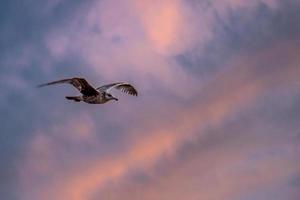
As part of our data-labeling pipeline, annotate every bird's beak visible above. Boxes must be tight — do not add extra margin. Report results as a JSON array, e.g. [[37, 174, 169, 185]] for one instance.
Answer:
[[113, 97, 118, 101]]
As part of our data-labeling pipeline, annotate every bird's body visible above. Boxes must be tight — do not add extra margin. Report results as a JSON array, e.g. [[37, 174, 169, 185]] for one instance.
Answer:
[[38, 77, 138, 104], [83, 94, 107, 104], [66, 94, 108, 104]]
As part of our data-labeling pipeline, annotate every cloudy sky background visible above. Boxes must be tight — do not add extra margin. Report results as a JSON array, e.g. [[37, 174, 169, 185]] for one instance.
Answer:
[[1, 0, 300, 199]]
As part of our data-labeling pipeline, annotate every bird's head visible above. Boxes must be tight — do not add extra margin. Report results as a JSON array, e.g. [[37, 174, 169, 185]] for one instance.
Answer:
[[106, 93, 118, 101]]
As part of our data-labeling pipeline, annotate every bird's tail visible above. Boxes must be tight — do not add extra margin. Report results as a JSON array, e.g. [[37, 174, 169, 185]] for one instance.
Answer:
[[65, 96, 82, 102]]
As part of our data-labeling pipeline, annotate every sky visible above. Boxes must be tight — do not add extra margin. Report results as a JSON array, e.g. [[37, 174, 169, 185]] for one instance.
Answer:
[[0, 0, 300, 199]]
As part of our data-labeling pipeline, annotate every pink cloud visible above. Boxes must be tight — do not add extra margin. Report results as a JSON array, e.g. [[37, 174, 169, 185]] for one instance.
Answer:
[[44, 0, 282, 98], [17, 0, 300, 199], [19, 36, 300, 199]]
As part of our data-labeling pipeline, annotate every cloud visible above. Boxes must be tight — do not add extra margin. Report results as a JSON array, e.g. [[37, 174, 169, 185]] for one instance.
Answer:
[[18, 37, 300, 199], [45, 0, 198, 96], [0, 0, 299, 199], [43, 0, 288, 98]]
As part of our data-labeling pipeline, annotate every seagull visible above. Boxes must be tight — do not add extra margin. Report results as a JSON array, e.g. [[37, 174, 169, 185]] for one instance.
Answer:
[[38, 77, 138, 104]]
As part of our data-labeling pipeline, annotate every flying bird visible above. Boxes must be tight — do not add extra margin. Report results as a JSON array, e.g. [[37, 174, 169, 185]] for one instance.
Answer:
[[38, 77, 138, 104]]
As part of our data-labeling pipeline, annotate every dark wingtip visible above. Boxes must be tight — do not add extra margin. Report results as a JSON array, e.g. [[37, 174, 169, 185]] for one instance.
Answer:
[[131, 88, 138, 96], [37, 83, 48, 88]]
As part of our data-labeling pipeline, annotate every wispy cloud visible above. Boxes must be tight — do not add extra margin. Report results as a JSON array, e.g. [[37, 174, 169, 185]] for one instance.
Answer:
[[18, 38, 300, 199], [0, 0, 300, 200]]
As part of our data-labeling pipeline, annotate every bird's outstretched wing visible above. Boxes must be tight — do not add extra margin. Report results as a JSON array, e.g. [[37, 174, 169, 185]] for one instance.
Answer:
[[97, 82, 138, 96], [38, 77, 99, 96]]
